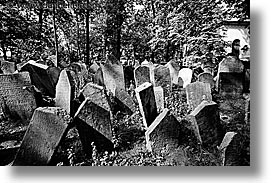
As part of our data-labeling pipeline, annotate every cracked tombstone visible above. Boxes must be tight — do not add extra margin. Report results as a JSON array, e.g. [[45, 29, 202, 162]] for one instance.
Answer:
[[217, 132, 237, 166], [134, 65, 151, 88], [74, 98, 114, 153], [217, 56, 244, 96], [165, 60, 180, 86], [186, 82, 212, 111], [153, 86, 164, 113], [12, 107, 72, 166], [145, 108, 182, 154], [1, 61, 15, 74], [153, 65, 171, 96], [101, 54, 125, 95], [178, 68, 193, 88], [135, 82, 158, 128], [55, 70, 75, 116], [0, 72, 37, 122], [186, 101, 225, 148], [198, 72, 215, 89]]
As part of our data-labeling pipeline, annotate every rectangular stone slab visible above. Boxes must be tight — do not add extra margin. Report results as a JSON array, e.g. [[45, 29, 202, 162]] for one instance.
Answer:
[[12, 107, 71, 166], [0, 72, 37, 121], [135, 82, 158, 128]]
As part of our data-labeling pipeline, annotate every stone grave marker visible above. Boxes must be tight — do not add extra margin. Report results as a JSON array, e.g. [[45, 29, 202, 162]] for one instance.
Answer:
[[198, 72, 215, 89], [135, 82, 158, 128], [153, 65, 171, 96], [20, 60, 56, 97], [89, 62, 100, 74], [186, 82, 212, 111], [101, 55, 125, 95], [55, 70, 75, 116], [0, 72, 37, 122], [178, 68, 193, 88], [94, 67, 104, 86], [134, 65, 151, 88], [186, 101, 224, 147], [114, 87, 136, 115], [124, 65, 135, 89], [79, 82, 111, 112], [153, 86, 164, 113], [217, 132, 237, 166], [1, 61, 15, 74], [74, 98, 113, 153], [165, 60, 180, 86], [217, 56, 244, 96], [46, 66, 61, 87], [145, 108, 182, 153], [12, 107, 72, 165]]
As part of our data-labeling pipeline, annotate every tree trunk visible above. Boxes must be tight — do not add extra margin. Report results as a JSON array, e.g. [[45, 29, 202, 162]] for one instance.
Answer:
[[150, 0, 156, 63], [76, 12, 81, 61], [53, 4, 58, 67], [1, 41, 7, 61], [85, 0, 90, 66]]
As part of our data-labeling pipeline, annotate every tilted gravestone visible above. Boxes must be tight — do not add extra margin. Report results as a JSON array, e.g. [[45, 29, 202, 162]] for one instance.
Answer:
[[145, 108, 182, 153], [70, 62, 88, 91], [135, 82, 158, 128], [79, 82, 111, 112], [217, 132, 237, 166], [12, 107, 72, 165], [198, 72, 215, 89], [101, 55, 125, 95], [165, 60, 180, 86], [19, 60, 56, 97], [134, 65, 151, 88], [186, 101, 224, 147], [178, 68, 193, 88], [153, 86, 164, 113], [55, 70, 75, 116], [114, 87, 136, 115], [153, 65, 171, 96], [74, 98, 114, 153], [186, 82, 212, 111], [217, 56, 244, 96], [0, 72, 37, 122], [1, 61, 15, 74]]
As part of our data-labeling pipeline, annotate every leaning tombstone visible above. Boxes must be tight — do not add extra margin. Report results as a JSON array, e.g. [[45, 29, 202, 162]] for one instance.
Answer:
[[145, 108, 182, 154], [0, 72, 37, 122], [185, 82, 212, 111], [55, 70, 75, 116], [178, 68, 193, 88], [217, 132, 237, 166], [217, 56, 244, 96], [153, 86, 164, 113], [134, 65, 151, 88], [186, 101, 224, 148], [1, 61, 15, 74], [74, 98, 114, 153], [198, 72, 215, 89], [135, 82, 158, 128], [165, 60, 180, 86], [101, 54, 125, 95], [114, 87, 136, 115], [153, 65, 171, 96], [12, 107, 72, 166]]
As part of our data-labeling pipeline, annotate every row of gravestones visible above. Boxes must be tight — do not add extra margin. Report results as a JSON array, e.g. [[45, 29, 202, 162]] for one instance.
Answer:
[[3, 56, 137, 165]]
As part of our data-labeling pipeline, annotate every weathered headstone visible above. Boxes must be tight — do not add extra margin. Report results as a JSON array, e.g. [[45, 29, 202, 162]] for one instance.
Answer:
[[165, 60, 180, 85], [186, 101, 224, 147], [89, 62, 100, 74], [20, 60, 56, 97], [1, 61, 15, 74], [94, 67, 104, 86], [198, 72, 215, 89], [12, 107, 72, 165], [153, 86, 164, 113], [55, 70, 75, 115], [135, 82, 158, 128], [114, 87, 136, 115], [46, 66, 61, 87], [178, 68, 193, 88], [79, 82, 111, 112], [145, 108, 182, 153], [74, 98, 113, 153], [0, 72, 37, 121], [134, 66, 151, 88], [70, 62, 88, 90], [217, 56, 244, 96], [186, 82, 212, 111], [101, 55, 125, 95], [153, 65, 171, 96], [217, 132, 237, 166]]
